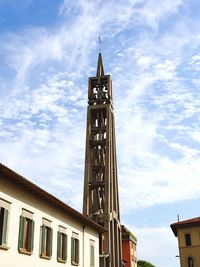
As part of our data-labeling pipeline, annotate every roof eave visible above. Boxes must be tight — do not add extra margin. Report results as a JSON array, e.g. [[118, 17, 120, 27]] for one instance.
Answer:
[[0, 163, 107, 233]]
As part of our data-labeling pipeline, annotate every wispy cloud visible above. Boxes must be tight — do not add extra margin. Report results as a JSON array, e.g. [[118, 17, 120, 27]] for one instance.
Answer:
[[2, 1, 200, 265], [1, 0, 200, 229], [134, 226, 179, 267], [1, 0, 200, 209]]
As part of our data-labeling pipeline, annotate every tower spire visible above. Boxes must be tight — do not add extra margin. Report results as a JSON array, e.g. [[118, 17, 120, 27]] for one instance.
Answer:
[[96, 53, 104, 77]]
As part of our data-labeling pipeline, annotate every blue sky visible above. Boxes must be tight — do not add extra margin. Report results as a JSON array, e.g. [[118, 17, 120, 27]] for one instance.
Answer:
[[1, 0, 200, 266]]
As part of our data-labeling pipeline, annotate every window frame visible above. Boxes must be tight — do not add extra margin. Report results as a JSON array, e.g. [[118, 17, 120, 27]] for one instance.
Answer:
[[57, 226, 67, 263], [18, 213, 35, 255], [40, 219, 53, 259], [188, 256, 194, 267], [90, 239, 95, 267], [185, 233, 192, 246], [71, 232, 79, 265], [0, 198, 10, 250]]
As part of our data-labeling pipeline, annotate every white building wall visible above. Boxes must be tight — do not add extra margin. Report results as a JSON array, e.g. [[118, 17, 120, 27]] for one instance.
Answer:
[[0, 178, 100, 267]]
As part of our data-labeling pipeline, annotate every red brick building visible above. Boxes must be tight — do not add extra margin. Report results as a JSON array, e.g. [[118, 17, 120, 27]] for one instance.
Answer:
[[122, 225, 137, 267]]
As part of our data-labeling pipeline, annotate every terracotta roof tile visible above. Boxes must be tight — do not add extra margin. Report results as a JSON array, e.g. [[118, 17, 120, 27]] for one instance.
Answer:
[[170, 216, 200, 237], [174, 217, 200, 225]]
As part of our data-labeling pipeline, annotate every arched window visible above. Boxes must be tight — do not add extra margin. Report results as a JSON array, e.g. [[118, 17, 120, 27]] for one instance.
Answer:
[[188, 257, 194, 267]]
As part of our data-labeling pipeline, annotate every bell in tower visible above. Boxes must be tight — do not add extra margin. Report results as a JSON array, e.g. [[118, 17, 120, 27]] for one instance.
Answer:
[[83, 53, 122, 267]]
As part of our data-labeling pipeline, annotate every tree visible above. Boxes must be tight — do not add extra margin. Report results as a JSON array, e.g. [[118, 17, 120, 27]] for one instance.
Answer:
[[137, 260, 156, 267]]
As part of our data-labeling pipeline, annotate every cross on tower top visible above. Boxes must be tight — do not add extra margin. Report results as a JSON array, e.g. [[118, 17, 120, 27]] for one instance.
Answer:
[[98, 35, 102, 53]]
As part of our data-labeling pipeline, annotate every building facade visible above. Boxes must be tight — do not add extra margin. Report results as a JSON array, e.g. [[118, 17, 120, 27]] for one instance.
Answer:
[[121, 225, 137, 267], [0, 163, 105, 267], [171, 217, 200, 267]]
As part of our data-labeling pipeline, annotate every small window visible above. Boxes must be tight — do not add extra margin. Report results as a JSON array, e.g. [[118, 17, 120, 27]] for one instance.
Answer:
[[90, 240, 95, 267], [188, 257, 194, 267], [185, 234, 191, 246], [0, 199, 10, 249], [18, 209, 35, 254], [71, 232, 79, 265], [57, 226, 67, 263], [40, 219, 53, 259]]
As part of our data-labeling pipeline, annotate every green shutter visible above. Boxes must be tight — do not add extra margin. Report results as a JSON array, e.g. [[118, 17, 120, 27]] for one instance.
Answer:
[[18, 216, 25, 250], [71, 237, 75, 263], [49, 228, 53, 258], [40, 225, 45, 255], [90, 244, 95, 267], [76, 239, 79, 264], [63, 234, 67, 261], [72, 238, 79, 264], [57, 231, 61, 260], [90, 244, 92, 266], [2, 209, 8, 245], [30, 220, 35, 252], [0, 208, 4, 245]]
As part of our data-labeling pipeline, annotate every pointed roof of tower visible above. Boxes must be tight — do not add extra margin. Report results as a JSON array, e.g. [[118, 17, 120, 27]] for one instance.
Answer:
[[96, 53, 104, 77]]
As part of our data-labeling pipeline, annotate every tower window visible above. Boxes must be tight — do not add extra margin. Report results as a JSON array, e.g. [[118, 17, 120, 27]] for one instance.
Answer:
[[185, 234, 192, 246]]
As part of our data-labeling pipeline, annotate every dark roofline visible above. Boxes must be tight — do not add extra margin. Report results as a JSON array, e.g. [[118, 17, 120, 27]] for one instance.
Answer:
[[0, 163, 106, 233], [170, 217, 200, 237]]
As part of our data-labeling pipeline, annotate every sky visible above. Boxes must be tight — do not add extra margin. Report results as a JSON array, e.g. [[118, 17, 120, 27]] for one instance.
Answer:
[[1, 0, 200, 266]]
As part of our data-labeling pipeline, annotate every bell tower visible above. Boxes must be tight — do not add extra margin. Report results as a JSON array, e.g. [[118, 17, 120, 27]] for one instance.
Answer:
[[83, 53, 122, 267]]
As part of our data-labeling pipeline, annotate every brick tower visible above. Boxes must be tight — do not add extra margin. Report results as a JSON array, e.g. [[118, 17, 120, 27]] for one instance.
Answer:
[[83, 53, 122, 267]]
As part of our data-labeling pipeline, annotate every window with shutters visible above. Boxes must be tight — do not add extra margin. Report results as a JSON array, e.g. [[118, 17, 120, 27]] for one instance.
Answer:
[[71, 232, 79, 265], [40, 218, 53, 259], [57, 226, 67, 263], [90, 240, 95, 267], [18, 209, 34, 255], [0, 198, 10, 250]]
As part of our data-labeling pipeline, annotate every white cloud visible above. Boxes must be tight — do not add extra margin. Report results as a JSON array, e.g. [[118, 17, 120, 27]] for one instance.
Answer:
[[133, 0, 183, 29], [188, 54, 200, 72], [192, 132, 200, 143], [133, 226, 179, 267], [120, 155, 200, 213], [1, 0, 200, 220], [137, 56, 154, 70], [154, 60, 179, 80], [1, 2, 200, 266]]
